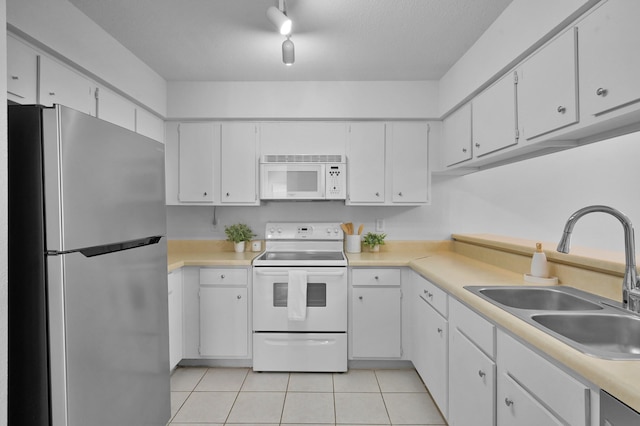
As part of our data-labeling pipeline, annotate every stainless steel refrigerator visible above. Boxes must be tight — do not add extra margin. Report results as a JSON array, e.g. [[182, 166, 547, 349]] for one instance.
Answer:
[[8, 104, 171, 425]]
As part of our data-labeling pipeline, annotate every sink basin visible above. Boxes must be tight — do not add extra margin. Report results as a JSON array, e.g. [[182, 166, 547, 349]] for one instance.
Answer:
[[474, 287, 603, 311], [532, 313, 640, 359]]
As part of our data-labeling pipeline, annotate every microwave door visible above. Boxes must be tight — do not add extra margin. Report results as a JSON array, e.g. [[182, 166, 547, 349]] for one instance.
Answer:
[[261, 164, 325, 199]]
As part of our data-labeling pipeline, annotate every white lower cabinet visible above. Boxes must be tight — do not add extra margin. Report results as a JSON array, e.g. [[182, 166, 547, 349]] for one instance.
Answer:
[[412, 274, 448, 418], [497, 330, 591, 426], [199, 268, 249, 358], [350, 268, 401, 358], [168, 269, 183, 370], [448, 299, 496, 426]]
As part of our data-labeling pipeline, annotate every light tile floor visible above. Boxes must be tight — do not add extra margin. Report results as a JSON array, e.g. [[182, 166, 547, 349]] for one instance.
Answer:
[[169, 367, 447, 425]]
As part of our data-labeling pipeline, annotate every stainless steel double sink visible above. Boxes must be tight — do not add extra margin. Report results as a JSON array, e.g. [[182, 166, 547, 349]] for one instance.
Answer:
[[465, 286, 640, 360]]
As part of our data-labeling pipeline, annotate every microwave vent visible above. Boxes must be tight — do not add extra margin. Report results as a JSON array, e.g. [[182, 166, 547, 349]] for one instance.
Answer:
[[262, 154, 343, 163]]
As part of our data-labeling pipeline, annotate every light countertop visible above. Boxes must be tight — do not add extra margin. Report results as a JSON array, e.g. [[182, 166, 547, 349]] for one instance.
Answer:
[[167, 235, 640, 411]]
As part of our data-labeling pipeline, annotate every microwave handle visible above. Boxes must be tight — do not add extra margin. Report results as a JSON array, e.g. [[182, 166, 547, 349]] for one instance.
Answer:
[[255, 270, 346, 277]]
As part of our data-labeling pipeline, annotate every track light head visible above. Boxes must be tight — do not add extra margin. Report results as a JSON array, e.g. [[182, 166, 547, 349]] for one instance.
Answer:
[[267, 5, 292, 35], [282, 36, 295, 66]]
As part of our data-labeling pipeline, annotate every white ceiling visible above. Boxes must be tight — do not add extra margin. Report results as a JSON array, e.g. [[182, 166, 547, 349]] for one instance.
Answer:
[[68, 0, 514, 82]]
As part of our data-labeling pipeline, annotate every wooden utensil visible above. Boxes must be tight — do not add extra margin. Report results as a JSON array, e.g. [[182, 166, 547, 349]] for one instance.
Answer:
[[357, 224, 364, 235], [340, 223, 350, 235]]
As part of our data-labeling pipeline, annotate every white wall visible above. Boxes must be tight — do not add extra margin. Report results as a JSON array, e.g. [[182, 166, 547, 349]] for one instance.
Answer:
[[1, 0, 9, 423], [7, 0, 167, 116], [443, 131, 640, 253], [438, 0, 594, 115], [167, 81, 439, 120]]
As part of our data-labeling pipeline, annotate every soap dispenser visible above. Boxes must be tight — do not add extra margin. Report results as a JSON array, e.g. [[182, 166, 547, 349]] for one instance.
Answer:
[[530, 242, 549, 278]]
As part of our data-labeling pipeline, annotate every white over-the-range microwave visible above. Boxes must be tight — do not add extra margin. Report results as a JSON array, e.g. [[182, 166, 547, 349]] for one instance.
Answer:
[[259, 155, 347, 200]]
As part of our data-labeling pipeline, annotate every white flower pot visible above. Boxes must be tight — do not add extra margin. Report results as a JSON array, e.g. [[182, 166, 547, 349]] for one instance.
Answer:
[[234, 241, 245, 253], [370, 244, 380, 252]]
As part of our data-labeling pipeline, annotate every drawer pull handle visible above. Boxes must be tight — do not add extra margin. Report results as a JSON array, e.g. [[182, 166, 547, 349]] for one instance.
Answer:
[[11, 75, 19, 80], [478, 370, 486, 378], [374, 276, 379, 280], [49, 92, 56, 96], [358, 296, 363, 300], [557, 105, 566, 114], [504, 398, 514, 407], [437, 328, 443, 334], [220, 274, 225, 279], [596, 87, 608, 97], [462, 147, 467, 153], [475, 142, 481, 148]]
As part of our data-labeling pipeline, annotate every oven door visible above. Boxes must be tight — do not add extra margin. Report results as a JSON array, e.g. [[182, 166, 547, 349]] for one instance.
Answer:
[[253, 267, 347, 332], [260, 163, 326, 200]]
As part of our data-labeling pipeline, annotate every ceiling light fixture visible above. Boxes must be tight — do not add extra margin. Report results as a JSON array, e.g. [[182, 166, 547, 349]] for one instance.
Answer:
[[282, 36, 295, 66], [267, 0, 292, 35]]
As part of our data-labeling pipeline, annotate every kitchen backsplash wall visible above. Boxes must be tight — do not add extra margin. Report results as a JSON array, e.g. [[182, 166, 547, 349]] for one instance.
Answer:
[[167, 130, 640, 254]]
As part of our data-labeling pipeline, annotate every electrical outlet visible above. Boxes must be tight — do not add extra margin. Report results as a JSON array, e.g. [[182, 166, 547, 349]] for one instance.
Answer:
[[376, 219, 385, 232]]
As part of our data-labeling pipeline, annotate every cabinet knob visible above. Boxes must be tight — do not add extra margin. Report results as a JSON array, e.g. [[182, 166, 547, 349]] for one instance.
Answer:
[[596, 87, 608, 97], [203, 192, 207, 196], [226, 192, 230, 197], [375, 192, 380, 197], [428, 292, 433, 299], [220, 274, 225, 279], [237, 294, 242, 300], [437, 328, 443, 334], [475, 143, 481, 148], [11, 75, 18, 80], [478, 370, 486, 378], [557, 105, 566, 114], [374, 276, 379, 280], [398, 192, 403, 197], [462, 148, 467, 153], [358, 296, 363, 300], [504, 398, 514, 407], [49, 92, 56, 96]]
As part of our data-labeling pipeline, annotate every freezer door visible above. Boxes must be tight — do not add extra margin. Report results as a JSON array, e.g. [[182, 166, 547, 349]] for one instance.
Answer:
[[47, 240, 170, 426], [42, 105, 166, 252]]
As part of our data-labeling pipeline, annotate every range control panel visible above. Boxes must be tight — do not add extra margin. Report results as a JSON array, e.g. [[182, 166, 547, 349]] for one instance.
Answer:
[[325, 163, 346, 199], [265, 222, 344, 240]]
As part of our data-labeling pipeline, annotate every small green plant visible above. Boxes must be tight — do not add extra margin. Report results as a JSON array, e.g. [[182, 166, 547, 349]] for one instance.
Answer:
[[361, 232, 386, 247], [224, 223, 256, 243]]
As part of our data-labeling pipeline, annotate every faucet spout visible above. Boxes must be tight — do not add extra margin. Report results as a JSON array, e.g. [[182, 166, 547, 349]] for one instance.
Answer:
[[557, 205, 640, 313]]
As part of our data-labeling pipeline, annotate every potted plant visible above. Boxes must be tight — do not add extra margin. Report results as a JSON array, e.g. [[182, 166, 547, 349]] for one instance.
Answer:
[[224, 223, 256, 253], [362, 232, 386, 252]]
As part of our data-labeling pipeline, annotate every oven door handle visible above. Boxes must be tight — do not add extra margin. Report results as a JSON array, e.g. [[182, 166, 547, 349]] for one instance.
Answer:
[[255, 270, 346, 277]]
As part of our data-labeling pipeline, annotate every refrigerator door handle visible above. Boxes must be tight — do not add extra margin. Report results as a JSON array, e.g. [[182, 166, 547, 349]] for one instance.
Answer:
[[46, 236, 163, 257]]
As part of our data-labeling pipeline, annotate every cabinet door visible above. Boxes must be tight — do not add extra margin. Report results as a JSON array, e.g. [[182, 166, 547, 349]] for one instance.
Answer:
[[168, 270, 183, 370], [136, 108, 165, 143], [96, 86, 136, 131], [389, 122, 429, 203], [473, 72, 518, 157], [220, 123, 258, 204], [351, 287, 401, 358], [422, 301, 448, 418], [578, 0, 640, 116], [38, 55, 94, 115], [200, 287, 248, 357], [449, 329, 495, 426], [346, 123, 386, 204], [7, 36, 38, 104], [518, 28, 578, 140], [443, 103, 472, 167], [178, 122, 218, 203], [497, 371, 564, 426]]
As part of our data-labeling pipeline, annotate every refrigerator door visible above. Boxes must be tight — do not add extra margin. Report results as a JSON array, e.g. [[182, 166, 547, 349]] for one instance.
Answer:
[[47, 240, 170, 426], [42, 105, 166, 252]]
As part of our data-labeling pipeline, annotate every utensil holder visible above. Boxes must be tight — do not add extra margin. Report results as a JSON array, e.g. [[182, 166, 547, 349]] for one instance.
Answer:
[[346, 235, 361, 253]]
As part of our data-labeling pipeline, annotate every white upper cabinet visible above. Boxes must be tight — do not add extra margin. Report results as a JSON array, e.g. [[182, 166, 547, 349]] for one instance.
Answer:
[[443, 103, 472, 167], [136, 108, 165, 143], [578, 0, 640, 117], [7, 35, 38, 104], [472, 72, 518, 158], [220, 123, 259, 205], [346, 122, 386, 204], [389, 122, 430, 204], [38, 55, 95, 116], [177, 122, 218, 204], [518, 28, 578, 140], [96, 86, 136, 132]]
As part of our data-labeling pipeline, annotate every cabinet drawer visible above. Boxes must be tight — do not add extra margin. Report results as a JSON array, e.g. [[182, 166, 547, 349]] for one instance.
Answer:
[[415, 276, 448, 317], [497, 330, 589, 426], [200, 268, 247, 286], [450, 298, 495, 359], [352, 268, 400, 286]]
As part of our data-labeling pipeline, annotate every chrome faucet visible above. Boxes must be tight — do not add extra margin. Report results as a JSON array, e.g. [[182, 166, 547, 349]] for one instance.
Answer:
[[557, 205, 640, 313]]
